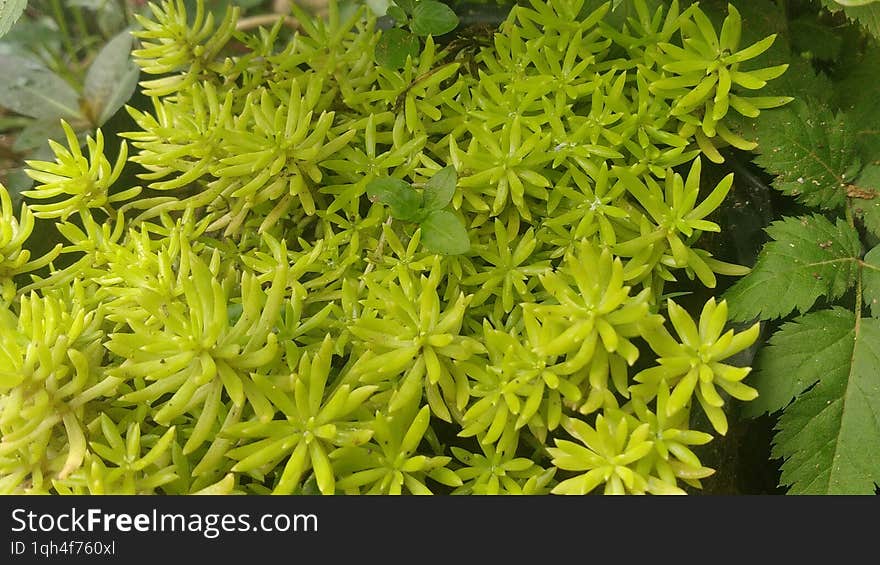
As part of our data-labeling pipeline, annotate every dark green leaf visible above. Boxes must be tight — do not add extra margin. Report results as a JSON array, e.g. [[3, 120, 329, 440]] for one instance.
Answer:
[[863, 245, 880, 318], [724, 214, 862, 321], [851, 165, 880, 237], [752, 98, 861, 210], [744, 308, 856, 418], [366, 176, 424, 221], [834, 47, 880, 164], [0, 54, 83, 120], [789, 15, 843, 61], [410, 1, 459, 36], [420, 210, 470, 255], [819, 0, 880, 38], [422, 166, 457, 211], [765, 308, 880, 494], [375, 27, 420, 69]]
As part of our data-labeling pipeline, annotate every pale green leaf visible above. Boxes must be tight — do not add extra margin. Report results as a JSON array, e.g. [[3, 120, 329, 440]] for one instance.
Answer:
[[0, 54, 84, 120], [84, 28, 140, 126], [0, 0, 26, 38]]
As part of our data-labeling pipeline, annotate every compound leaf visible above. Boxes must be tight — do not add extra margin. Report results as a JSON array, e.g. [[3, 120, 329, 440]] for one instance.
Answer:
[[725, 214, 862, 321], [833, 47, 880, 163]]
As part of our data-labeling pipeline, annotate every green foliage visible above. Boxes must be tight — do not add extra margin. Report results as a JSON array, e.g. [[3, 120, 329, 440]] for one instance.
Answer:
[[745, 309, 880, 494], [1, 0, 786, 495], [375, 0, 460, 69], [724, 215, 863, 321], [367, 166, 470, 254], [750, 98, 862, 209], [723, 0, 880, 494], [821, 0, 880, 37], [0, 0, 26, 39]]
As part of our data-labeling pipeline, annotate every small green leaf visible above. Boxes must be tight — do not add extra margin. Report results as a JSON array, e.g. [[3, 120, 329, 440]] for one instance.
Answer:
[[387, 4, 408, 22], [420, 210, 470, 255], [422, 166, 457, 211], [375, 27, 421, 69], [394, 0, 417, 13], [863, 245, 880, 318], [367, 176, 424, 221], [410, 1, 459, 37]]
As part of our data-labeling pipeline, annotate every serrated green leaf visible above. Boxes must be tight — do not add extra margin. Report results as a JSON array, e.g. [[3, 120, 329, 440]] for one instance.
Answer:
[[0, 0, 26, 38], [789, 15, 843, 61], [410, 1, 458, 37], [851, 165, 880, 237], [422, 166, 456, 211], [834, 47, 880, 163], [0, 54, 84, 120], [768, 309, 880, 494], [820, 0, 880, 37], [863, 245, 880, 318], [375, 27, 420, 69], [84, 28, 140, 126], [367, 176, 424, 221], [420, 210, 470, 255], [752, 98, 861, 210], [724, 215, 862, 321], [744, 309, 856, 417]]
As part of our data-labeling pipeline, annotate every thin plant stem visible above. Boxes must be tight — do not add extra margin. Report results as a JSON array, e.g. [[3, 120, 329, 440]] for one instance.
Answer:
[[49, 0, 76, 59]]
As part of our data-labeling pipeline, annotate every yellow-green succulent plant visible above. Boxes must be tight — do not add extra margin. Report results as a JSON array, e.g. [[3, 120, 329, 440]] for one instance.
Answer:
[[0, 0, 781, 495]]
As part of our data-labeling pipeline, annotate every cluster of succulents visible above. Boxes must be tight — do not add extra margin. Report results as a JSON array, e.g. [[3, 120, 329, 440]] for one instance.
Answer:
[[0, 0, 788, 495]]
